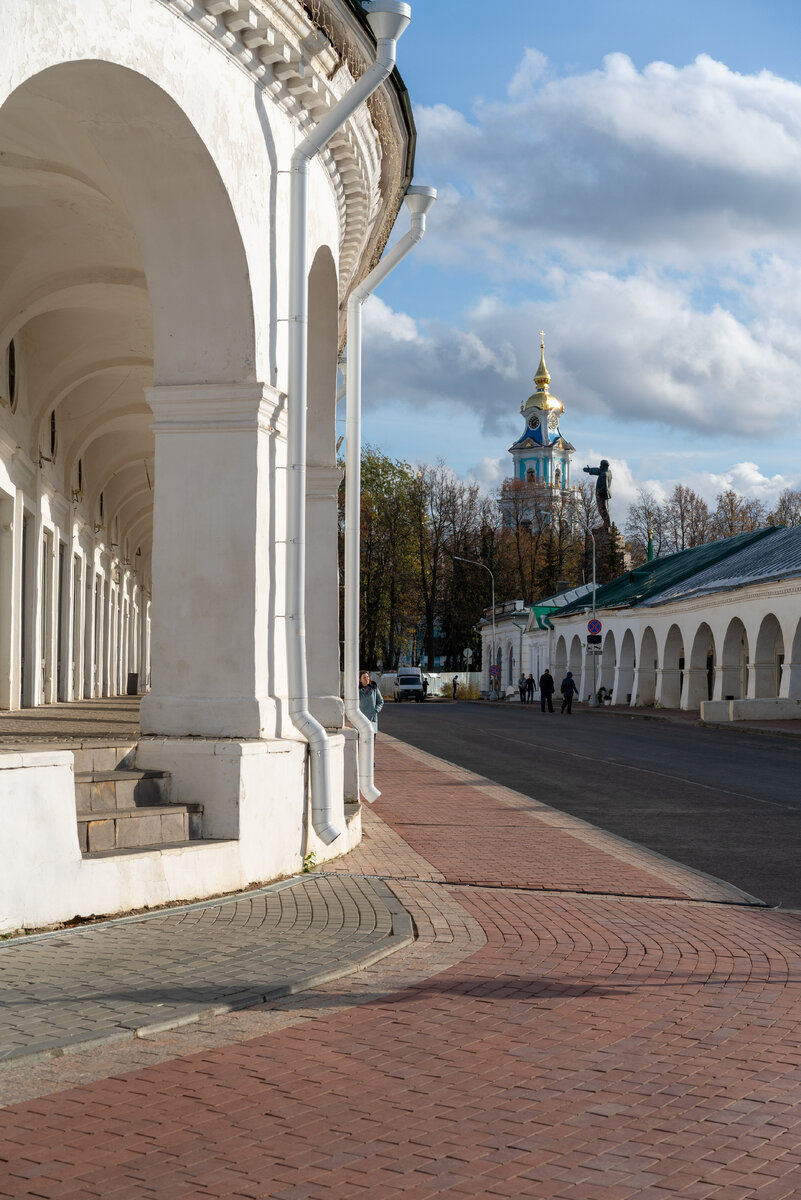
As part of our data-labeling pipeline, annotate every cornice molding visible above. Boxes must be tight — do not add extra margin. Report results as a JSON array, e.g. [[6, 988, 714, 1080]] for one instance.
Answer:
[[158, 0, 397, 298], [146, 382, 287, 435]]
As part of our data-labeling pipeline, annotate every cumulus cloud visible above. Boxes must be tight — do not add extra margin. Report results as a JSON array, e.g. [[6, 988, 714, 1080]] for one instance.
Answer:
[[361, 47, 801, 506], [416, 51, 801, 269]]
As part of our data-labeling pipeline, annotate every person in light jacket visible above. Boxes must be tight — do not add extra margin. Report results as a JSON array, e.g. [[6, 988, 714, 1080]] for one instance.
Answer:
[[359, 670, 384, 732]]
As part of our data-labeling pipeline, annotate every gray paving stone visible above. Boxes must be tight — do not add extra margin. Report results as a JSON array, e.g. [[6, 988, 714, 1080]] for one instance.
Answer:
[[0, 875, 413, 1066]]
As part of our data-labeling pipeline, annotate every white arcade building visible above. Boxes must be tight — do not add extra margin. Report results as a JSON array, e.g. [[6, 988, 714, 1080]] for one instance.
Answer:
[[480, 526, 801, 718], [0, 0, 422, 932]]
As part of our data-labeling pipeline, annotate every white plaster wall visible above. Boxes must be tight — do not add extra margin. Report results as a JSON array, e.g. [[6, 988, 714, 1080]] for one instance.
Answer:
[[0, 743, 360, 935]]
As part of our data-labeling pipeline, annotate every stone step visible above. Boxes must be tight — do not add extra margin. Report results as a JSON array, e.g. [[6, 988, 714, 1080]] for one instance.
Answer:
[[72, 744, 137, 775], [83, 838, 237, 861], [75, 769, 172, 814], [78, 803, 204, 853]]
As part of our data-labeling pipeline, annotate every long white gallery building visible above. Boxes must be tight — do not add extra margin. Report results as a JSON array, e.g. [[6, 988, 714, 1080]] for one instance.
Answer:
[[480, 526, 801, 719], [0, 0, 422, 933]]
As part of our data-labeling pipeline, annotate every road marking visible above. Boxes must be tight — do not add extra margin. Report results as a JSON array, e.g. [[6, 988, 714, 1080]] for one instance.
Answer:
[[471, 726, 794, 811]]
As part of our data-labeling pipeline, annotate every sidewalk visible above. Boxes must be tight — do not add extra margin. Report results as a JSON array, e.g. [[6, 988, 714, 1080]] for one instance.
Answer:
[[475, 695, 801, 740], [3, 735, 801, 1198]]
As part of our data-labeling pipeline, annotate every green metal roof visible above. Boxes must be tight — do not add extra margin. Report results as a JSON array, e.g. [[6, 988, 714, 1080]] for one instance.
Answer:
[[556, 527, 783, 616]]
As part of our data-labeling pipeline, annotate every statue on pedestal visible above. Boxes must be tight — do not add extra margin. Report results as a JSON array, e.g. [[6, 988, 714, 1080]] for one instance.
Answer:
[[583, 459, 612, 531]]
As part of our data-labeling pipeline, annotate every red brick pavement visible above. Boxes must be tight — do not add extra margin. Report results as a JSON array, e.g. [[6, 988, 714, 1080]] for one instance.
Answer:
[[372, 739, 748, 903], [3, 740, 801, 1199]]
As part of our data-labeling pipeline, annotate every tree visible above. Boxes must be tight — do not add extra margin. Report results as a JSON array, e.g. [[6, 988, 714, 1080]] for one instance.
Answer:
[[663, 484, 711, 552], [711, 489, 765, 539], [340, 446, 419, 670], [768, 487, 801, 526], [626, 488, 666, 564]]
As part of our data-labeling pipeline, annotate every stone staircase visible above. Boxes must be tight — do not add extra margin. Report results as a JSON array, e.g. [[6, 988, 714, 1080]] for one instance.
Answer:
[[74, 745, 203, 856]]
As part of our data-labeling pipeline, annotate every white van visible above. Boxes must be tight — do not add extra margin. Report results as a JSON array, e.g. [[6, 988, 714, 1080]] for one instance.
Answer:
[[393, 667, 425, 702]]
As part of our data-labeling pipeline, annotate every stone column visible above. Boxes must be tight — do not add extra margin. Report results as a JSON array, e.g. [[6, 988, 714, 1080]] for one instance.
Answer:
[[748, 658, 777, 699], [680, 666, 708, 710], [656, 665, 682, 708], [139, 383, 285, 740], [780, 660, 801, 699]]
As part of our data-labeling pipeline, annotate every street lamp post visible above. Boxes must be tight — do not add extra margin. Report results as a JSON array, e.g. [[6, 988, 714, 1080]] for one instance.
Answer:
[[587, 526, 598, 706], [454, 556, 496, 698]]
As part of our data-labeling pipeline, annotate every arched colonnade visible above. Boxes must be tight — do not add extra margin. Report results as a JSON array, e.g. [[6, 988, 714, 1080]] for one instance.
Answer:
[[551, 605, 801, 710]]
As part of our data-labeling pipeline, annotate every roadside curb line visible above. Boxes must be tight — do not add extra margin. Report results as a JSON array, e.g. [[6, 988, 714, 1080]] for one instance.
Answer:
[[379, 735, 765, 910]]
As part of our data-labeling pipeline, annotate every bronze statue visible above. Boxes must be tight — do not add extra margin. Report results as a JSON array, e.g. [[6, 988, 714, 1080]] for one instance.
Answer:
[[583, 459, 612, 531]]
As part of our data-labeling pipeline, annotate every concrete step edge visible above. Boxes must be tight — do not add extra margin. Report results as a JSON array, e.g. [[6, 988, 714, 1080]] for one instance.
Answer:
[[76, 803, 203, 820], [75, 769, 169, 783], [82, 838, 236, 860]]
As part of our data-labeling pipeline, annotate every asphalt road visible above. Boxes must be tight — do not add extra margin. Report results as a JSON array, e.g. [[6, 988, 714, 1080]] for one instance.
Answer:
[[379, 701, 801, 909]]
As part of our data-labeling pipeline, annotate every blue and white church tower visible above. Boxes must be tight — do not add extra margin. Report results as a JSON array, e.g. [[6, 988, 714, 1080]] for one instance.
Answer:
[[509, 333, 574, 492]]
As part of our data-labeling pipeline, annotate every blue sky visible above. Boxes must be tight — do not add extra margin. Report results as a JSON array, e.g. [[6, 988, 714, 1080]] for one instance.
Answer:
[[339, 0, 801, 515]]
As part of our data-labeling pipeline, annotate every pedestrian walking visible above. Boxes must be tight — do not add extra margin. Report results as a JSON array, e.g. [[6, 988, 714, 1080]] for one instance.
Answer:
[[539, 668, 555, 713], [525, 673, 535, 703], [452, 674, 459, 700], [422, 676, 429, 699], [560, 670, 578, 714], [518, 673, 527, 704], [358, 670, 384, 733]]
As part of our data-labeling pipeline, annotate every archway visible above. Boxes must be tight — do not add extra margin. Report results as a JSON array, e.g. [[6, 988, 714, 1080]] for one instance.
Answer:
[[553, 635, 568, 682], [719, 618, 748, 701], [752, 614, 784, 698], [659, 624, 684, 708], [600, 630, 616, 696], [305, 245, 341, 728], [783, 619, 801, 699], [568, 634, 583, 697], [614, 628, 636, 705], [635, 626, 658, 706], [0, 60, 263, 735], [684, 622, 715, 710]]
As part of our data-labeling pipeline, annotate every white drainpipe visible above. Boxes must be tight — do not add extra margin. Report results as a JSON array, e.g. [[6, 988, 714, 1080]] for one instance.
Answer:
[[344, 185, 436, 803], [287, 1, 412, 844]]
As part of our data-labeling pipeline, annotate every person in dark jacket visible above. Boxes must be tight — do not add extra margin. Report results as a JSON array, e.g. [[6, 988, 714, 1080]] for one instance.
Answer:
[[539, 669, 555, 712], [518, 674, 527, 704], [560, 670, 578, 714], [525, 673, 535, 703]]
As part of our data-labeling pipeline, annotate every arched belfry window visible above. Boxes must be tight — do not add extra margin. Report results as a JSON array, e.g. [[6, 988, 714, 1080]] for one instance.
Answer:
[[2, 340, 17, 411], [7, 340, 17, 411]]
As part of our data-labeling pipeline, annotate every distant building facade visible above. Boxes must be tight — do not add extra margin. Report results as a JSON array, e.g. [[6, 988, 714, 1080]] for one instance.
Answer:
[[479, 526, 801, 717]]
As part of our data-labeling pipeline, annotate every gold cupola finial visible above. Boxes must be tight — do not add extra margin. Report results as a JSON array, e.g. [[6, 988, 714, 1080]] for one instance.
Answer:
[[534, 329, 550, 392]]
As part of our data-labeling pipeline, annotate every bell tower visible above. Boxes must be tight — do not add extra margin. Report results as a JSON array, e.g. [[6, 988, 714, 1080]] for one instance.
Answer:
[[508, 333, 575, 492]]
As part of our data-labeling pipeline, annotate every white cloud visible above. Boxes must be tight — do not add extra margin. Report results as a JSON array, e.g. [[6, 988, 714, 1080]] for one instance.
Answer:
[[466, 456, 506, 489], [362, 46, 801, 511], [416, 50, 801, 269]]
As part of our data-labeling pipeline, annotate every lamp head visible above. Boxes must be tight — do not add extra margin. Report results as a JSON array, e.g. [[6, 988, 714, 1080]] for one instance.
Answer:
[[404, 184, 437, 217], [365, 1, 412, 44]]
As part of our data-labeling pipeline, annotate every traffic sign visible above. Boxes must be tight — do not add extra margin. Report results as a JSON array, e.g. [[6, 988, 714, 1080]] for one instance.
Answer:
[[586, 646, 602, 655], [588, 618, 602, 635], [489, 665, 500, 678]]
